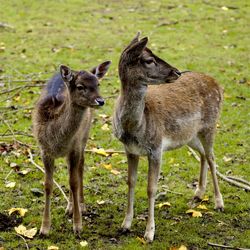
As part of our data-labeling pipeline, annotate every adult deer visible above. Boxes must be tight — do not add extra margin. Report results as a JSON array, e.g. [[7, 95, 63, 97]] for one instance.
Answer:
[[33, 61, 111, 235], [113, 33, 224, 242]]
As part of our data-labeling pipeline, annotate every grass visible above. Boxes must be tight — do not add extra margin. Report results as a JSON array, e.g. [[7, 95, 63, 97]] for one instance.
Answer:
[[0, 0, 249, 249]]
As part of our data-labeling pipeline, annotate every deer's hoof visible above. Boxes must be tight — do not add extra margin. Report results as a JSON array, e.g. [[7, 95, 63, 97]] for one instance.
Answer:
[[215, 207, 224, 212], [144, 230, 154, 243], [73, 223, 82, 235], [214, 196, 224, 212], [39, 226, 50, 236]]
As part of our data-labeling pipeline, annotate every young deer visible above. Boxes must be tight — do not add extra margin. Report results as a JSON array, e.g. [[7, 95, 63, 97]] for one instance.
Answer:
[[33, 61, 111, 235], [113, 33, 224, 242]]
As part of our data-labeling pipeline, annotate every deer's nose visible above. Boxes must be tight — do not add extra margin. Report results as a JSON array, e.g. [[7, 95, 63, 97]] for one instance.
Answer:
[[175, 70, 182, 77], [95, 97, 105, 106]]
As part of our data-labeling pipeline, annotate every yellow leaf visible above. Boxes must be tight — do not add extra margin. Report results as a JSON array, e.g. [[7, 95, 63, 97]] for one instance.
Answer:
[[168, 158, 174, 164], [48, 246, 59, 250], [5, 182, 16, 188], [110, 169, 121, 175], [136, 236, 147, 245], [80, 241, 88, 247], [97, 200, 106, 205], [98, 114, 109, 119], [186, 209, 202, 217], [223, 156, 232, 163], [19, 169, 30, 175], [24, 227, 37, 239], [221, 6, 229, 11], [201, 196, 209, 203], [14, 95, 20, 101], [197, 204, 208, 210], [158, 202, 171, 209], [92, 148, 109, 157], [0, 247, 5, 250], [15, 225, 37, 239], [8, 208, 28, 217], [102, 164, 112, 170], [101, 123, 110, 131], [179, 246, 187, 250], [111, 153, 119, 157]]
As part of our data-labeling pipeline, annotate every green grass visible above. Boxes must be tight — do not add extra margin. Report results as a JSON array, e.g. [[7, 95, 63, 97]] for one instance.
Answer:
[[0, 0, 249, 249]]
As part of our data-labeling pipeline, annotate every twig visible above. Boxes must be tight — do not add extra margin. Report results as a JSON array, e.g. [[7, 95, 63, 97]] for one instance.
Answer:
[[227, 176, 250, 186], [187, 146, 250, 191], [156, 190, 183, 200], [216, 171, 250, 191], [28, 150, 69, 203], [207, 242, 249, 250], [5, 169, 13, 181], [0, 132, 34, 138], [1, 116, 17, 143], [15, 233, 29, 250], [0, 83, 45, 95]]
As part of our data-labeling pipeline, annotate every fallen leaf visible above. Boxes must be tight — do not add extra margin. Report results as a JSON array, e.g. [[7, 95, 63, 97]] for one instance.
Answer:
[[136, 236, 147, 245], [168, 158, 175, 164], [221, 6, 229, 11], [179, 246, 188, 250], [186, 209, 202, 217], [48, 246, 59, 250], [97, 200, 106, 205], [18, 169, 31, 176], [15, 224, 37, 239], [8, 208, 28, 217], [101, 123, 110, 131], [170, 246, 188, 250], [10, 162, 18, 168], [111, 153, 119, 157], [5, 182, 16, 188], [223, 156, 232, 163], [201, 196, 209, 203], [102, 164, 112, 170], [110, 169, 121, 175], [158, 202, 171, 209], [92, 148, 109, 157], [31, 188, 44, 197], [197, 204, 208, 210], [80, 241, 88, 247], [98, 114, 109, 119]]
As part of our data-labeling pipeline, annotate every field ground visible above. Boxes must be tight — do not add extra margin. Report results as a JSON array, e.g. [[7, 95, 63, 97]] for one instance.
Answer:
[[0, 0, 249, 249]]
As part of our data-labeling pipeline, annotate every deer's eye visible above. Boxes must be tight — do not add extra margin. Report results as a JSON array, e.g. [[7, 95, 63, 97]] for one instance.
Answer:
[[76, 85, 86, 91], [144, 58, 156, 65]]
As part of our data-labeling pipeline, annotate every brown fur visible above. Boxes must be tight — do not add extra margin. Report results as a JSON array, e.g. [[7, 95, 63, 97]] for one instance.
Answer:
[[113, 33, 224, 242], [33, 61, 111, 235]]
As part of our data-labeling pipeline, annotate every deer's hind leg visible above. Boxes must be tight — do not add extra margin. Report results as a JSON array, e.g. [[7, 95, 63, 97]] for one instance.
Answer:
[[188, 137, 208, 201], [40, 153, 54, 235], [199, 130, 224, 211]]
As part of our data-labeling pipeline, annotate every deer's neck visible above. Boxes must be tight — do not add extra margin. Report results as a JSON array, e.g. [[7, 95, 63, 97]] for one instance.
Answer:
[[50, 99, 87, 142], [119, 82, 147, 134]]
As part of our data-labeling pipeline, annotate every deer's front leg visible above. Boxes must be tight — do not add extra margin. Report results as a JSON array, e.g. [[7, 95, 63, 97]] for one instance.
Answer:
[[144, 151, 161, 242], [67, 150, 82, 234], [66, 152, 86, 215], [122, 152, 139, 231], [40, 153, 54, 235]]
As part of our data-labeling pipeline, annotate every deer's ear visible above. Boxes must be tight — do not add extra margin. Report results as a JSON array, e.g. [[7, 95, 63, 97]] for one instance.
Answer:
[[127, 37, 148, 58], [60, 65, 73, 82], [91, 61, 111, 79]]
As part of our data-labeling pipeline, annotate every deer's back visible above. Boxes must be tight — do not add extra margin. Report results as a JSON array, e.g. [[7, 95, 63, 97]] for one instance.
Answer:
[[145, 72, 223, 143], [34, 73, 66, 122]]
